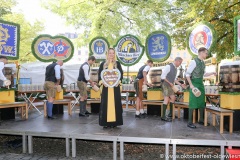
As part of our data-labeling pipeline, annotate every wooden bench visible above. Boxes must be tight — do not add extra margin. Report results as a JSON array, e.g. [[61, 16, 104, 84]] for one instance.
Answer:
[[43, 99, 72, 117], [174, 102, 200, 123], [86, 99, 101, 104], [142, 100, 199, 123], [204, 106, 233, 134], [0, 102, 28, 119]]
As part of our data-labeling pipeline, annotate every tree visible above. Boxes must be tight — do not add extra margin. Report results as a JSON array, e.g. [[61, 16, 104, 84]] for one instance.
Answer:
[[42, 0, 172, 46], [0, 0, 16, 18], [169, 0, 240, 61]]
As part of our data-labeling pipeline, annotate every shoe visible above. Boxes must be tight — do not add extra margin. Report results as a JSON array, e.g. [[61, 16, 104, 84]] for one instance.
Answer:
[[198, 121, 210, 126], [135, 114, 144, 118], [141, 112, 147, 118], [161, 117, 172, 122], [168, 115, 172, 118], [110, 126, 117, 128], [47, 116, 56, 120], [79, 113, 89, 117], [103, 126, 109, 129], [85, 111, 91, 115], [187, 123, 196, 128]]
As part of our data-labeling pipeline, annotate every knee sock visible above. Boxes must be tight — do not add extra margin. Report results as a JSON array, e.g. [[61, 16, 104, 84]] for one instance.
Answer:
[[188, 109, 193, 123], [47, 101, 53, 117], [84, 100, 87, 113], [168, 102, 173, 116], [80, 101, 84, 114], [199, 108, 204, 122], [162, 104, 167, 118]]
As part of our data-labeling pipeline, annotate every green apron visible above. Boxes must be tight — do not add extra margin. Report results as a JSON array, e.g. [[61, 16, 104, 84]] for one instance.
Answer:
[[189, 78, 205, 109]]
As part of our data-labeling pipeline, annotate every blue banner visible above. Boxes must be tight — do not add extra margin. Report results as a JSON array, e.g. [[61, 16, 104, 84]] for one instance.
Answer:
[[146, 31, 171, 62], [0, 20, 20, 60]]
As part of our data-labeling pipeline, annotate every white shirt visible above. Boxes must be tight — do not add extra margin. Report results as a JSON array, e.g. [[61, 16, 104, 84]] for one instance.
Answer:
[[185, 60, 206, 77], [54, 64, 61, 80], [82, 63, 90, 81], [143, 65, 150, 72], [161, 63, 177, 79], [0, 62, 7, 81]]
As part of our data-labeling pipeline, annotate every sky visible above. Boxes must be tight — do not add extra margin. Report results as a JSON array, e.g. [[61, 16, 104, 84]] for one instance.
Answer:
[[13, 0, 77, 35]]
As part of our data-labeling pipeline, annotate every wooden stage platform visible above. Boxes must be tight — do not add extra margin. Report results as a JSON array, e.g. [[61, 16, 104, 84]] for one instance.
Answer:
[[0, 106, 239, 160]]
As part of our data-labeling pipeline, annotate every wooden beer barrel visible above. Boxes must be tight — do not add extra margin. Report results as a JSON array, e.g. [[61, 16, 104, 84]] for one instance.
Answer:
[[147, 67, 164, 87], [219, 61, 240, 92], [90, 67, 99, 83]]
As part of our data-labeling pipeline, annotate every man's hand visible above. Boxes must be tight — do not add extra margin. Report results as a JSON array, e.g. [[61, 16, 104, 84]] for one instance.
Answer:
[[90, 81, 95, 87], [181, 84, 187, 89], [190, 84, 195, 89], [169, 83, 174, 87], [147, 83, 153, 87], [143, 81, 147, 85], [212, 72, 217, 76]]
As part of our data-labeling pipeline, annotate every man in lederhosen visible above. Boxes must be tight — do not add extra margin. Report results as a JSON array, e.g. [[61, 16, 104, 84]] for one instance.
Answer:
[[161, 57, 185, 121], [186, 47, 216, 128], [77, 56, 96, 117], [134, 60, 153, 118], [44, 60, 63, 119], [0, 56, 9, 83]]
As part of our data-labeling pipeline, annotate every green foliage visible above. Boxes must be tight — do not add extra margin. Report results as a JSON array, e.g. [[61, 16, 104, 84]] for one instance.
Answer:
[[0, 0, 16, 19], [169, 0, 240, 61], [42, 0, 171, 47]]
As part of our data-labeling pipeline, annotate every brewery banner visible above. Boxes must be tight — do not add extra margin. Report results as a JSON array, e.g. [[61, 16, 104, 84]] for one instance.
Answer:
[[186, 21, 216, 57], [89, 37, 110, 62], [0, 20, 20, 60], [153, 61, 172, 67], [145, 31, 171, 62], [114, 34, 144, 66], [234, 15, 240, 55], [31, 34, 74, 62]]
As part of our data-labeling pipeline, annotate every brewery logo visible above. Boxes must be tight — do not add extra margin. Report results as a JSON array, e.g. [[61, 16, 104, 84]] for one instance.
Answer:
[[146, 31, 171, 62], [53, 40, 70, 57], [187, 21, 216, 57], [89, 37, 109, 62], [0, 20, 20, 60], [38, 40, 54, 56], [234, 16, 240, 55], [114, 35, 144, 66], [32, 34, 74, 62]]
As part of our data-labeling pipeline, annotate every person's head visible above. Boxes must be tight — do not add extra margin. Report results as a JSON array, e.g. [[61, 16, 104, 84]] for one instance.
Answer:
[[88, 56, 96, 65], [107, 48, 116, 62], [57, 60, 63, 66], [174, 57, 183, 67], [146, 59, 153, 67], [0, 56, 8, 65], [198, 47, 208, 60]]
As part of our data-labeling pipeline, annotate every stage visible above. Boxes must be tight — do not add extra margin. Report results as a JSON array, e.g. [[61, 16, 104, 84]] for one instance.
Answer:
[[0, 106, 239, 160]]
